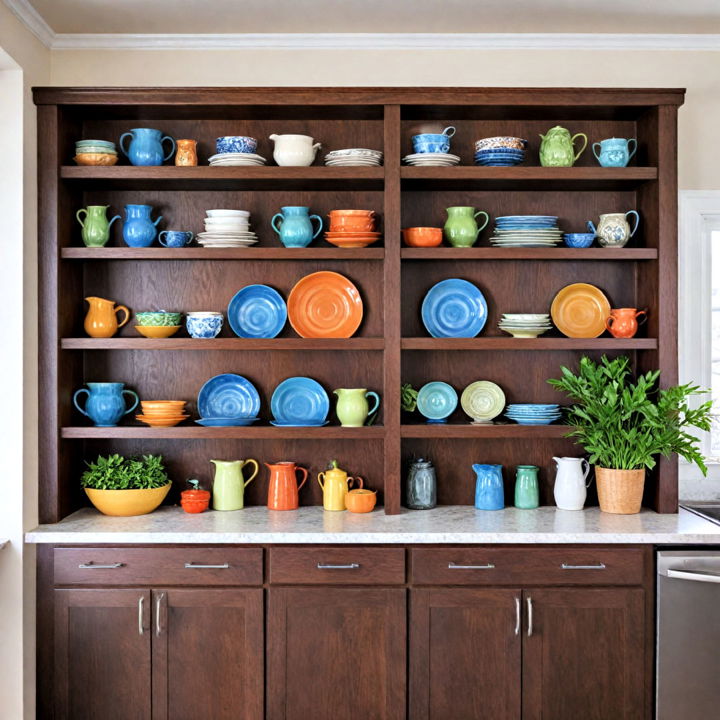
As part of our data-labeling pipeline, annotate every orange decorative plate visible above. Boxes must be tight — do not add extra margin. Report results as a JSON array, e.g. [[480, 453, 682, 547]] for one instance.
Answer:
[[287, 271, 363, 338], [550, 283, 611, 338]]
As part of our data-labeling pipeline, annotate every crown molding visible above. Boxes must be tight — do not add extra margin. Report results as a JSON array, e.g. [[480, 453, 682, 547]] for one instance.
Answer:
[[4, 1, 720, 52]]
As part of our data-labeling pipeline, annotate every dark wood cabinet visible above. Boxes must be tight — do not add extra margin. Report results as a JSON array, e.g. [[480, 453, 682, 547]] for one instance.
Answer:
[[522, 588, 646, 720], [410, 588, 522, 720], [54, 588, 152, 720], [267, 586, 406, 720]]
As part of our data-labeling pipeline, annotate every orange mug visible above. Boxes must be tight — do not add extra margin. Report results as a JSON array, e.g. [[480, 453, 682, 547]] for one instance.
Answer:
[[266, 461, 308, 511], [606, 308, 646, 338]]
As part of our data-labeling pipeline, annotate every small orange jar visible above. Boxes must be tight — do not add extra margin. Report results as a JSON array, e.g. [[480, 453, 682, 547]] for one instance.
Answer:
[[181, 479, 211, 514], [345, 488, 377, 513]]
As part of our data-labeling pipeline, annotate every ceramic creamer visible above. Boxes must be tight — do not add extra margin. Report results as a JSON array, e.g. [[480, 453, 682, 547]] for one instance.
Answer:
[[553, 457, 590, 511]]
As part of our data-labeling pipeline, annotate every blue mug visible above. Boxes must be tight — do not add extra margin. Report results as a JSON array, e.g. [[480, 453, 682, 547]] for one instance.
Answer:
[[412, 126, 456, 154], [73, 382, 139, 427], [159, 230, 193, 248], [592, 137, 637, 167]]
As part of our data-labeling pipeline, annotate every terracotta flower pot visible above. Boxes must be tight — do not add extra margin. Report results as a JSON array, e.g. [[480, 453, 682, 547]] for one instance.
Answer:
[[595, 467, 645, 514]]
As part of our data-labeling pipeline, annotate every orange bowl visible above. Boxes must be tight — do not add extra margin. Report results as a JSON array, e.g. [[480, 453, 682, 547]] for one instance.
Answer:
[[141, 400, 187, 411], [136, 414, 189, 427], [329, 217, 375, 232], [328, 209, 375, 216], [403, 227, 443, 247], [345, 488, 377, 513]]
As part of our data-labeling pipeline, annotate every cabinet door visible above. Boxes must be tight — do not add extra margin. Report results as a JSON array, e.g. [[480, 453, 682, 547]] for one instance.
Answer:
[[54, 588, 151, 720], [268, 587, 406, 720], [410, 588, 522, 720], [522, 588, 646, 720], [152, 588, 263, 720]]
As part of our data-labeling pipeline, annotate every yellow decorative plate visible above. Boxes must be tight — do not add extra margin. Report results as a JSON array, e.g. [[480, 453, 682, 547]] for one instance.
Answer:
[[550, 283, 611, 338]]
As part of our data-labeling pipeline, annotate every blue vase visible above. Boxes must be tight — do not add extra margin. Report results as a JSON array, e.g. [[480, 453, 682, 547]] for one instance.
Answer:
[[119, 128, 175, 166], [123, 204, 163, 247], [271, 206, 323, 248], [73, 382, 139, 427], [473, 464, 505, 510]]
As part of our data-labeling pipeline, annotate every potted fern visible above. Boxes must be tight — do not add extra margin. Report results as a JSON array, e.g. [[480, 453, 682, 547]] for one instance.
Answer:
[[548, 356, 712, 514]]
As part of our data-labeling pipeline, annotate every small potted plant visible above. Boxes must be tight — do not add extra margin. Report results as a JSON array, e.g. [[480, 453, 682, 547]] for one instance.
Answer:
[[81, 454, 172, 516], [548, 355, 712, 514]]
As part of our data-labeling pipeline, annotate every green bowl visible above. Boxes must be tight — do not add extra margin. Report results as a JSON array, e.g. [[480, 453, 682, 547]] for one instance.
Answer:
[[135, 311, 183, 327]]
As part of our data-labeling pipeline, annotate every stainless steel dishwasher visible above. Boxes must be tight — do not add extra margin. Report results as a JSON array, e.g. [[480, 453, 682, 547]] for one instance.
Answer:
[[657, 550, 720, 719]]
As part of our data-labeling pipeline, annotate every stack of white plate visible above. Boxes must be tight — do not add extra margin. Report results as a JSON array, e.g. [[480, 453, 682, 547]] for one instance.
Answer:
[[498, 313, 553, 338], [402, 152, 460, 167], [208, 152, 267, 167], [324, 148, 383, 166], [197, 209, 258, 248]]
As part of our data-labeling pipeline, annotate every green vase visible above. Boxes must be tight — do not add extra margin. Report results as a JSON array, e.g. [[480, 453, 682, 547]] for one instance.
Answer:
[[514, 465, 539, 509], [443, 206, 490, 248]]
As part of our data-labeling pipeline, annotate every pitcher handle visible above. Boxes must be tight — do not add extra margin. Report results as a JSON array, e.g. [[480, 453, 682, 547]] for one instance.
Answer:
[[441, 126, 456, 138], [312, 142, 322, 152], [152, 214, 164, 227], [474, 211, 490, 235], [309, 214, 324, 239], [592, 142, 602, 162], [108, 214, 121, 229], [571, 133, 588, 162], [636, 309, 647, 325], [158, 231, 170, 247], [76, 208, 87, 228], [270, 213, 284, 235], [317, 472, 326, 491], [586, 220, 597, 235], [241, 459, 259, 487], [627, 139, 637, 161], [119, 132, 133, 158], [73, 388, 90, 417], [161, 136, 176, 162], [115, 305, 130, 329], [295, 466, 309, 491], [348, 476, 364, 490], [581, 459, 591, 486], [122, 390, 140, 415], [626, 210, 640, 237], [365, 391, 381, 419]]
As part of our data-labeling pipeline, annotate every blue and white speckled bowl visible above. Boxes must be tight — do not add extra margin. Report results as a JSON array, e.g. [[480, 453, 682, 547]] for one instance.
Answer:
[[216, 136, 257, 154]]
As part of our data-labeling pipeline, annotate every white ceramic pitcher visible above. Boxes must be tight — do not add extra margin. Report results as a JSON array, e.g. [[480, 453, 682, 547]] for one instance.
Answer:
[[552, 457, 591, 510], [269, 134, 321, 166]]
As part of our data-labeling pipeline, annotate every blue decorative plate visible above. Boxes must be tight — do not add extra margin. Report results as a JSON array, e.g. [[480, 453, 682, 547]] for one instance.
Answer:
[[197, 373, 261, 419], [195, 416, 260, 427], [421, 279, 488, 338], [227, 284, 287, 339], [417, 381, 458, 422], [269, 420, 329, 427], [270, 377, 329, 425]]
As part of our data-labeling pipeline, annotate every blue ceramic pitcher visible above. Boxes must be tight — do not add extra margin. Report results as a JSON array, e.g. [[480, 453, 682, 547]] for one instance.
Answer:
[[473, 464, 505, 510], [271, 206, 323, 248], [73, 382, 139, 427], [119, 128, 175, 166], [592, 137, 637, 168], [122, 204, 163, 247]]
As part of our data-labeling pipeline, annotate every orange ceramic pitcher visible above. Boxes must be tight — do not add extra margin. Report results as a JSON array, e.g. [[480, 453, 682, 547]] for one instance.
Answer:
[[605, 308, 646, 338], [84, 296, 130, 338], [266, 461, 308, 511]]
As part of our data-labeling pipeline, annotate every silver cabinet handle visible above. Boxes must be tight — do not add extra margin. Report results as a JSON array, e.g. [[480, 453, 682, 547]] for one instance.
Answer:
[[138, 596, 144, 636], [667, 568, 720, 584], [514, 597, 521, 636], [184, 562, 229, 569], [561, 563, 606, 570], [448, 563, 495, 570], [317, 563, 360, 570], [156, 593, 164, 636], [527, 596, 534, 637], [79, 562, 124, 569]]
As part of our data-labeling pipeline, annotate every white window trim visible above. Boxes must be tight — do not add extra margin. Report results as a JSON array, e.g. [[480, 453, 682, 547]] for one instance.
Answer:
[[679, 191, 720, 494]]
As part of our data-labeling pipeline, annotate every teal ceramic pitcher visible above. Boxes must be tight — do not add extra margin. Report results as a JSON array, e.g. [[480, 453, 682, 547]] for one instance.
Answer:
[[271, 206, 323, 248], [443, 207, 490, 248], [73, 382, 139, 427], [539, 126, 588, 167], [76, 205, 121, 247]]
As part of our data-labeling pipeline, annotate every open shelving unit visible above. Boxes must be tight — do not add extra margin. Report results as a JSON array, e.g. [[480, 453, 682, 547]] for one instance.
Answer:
[[36, 86, 683, 521]]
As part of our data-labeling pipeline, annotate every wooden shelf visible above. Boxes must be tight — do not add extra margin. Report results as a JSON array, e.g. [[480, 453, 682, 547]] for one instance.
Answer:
[[401, 424, 570, 439], [401, 247, 658, 261], [401, 337, 658, 351], [62, 338, 384, 351], [400, 166, 658, 190], [61, 247, 384, 261], [61, 426, 385, 440], [60, 165, 385, 190]]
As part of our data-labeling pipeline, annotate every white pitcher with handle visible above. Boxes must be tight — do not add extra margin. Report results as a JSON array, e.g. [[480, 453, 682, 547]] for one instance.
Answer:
[[552, 457, 590, 510]]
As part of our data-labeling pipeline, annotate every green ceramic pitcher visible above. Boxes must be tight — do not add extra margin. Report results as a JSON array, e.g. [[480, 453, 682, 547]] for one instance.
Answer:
[[211, 458, 259, 511], [443, 206, 490, 248], [76, 205, 121, 247], [539, 126, 588, 167], [334, 388, 381, 427]]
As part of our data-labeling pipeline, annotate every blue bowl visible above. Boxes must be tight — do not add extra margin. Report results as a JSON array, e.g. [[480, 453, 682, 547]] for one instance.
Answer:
[[186, 313, 223, 339], [216, 135, 257, 154], [412, 133, 451, 154], [564, 233, 595, 248]]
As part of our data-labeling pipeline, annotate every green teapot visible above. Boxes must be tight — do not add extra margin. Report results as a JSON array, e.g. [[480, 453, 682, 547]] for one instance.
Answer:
[[539, 126, 588, 167]]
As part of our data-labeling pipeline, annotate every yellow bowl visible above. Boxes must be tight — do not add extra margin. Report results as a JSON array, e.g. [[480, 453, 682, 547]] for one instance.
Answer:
[[73, 153, 119, 166], [134, 325, 181, 339], [136, 414, 188, 427], [85, 483, 171, 516]]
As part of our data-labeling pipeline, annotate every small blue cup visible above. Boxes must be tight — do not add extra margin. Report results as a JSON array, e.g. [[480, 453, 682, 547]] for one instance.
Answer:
[[564, 233, 595, 248], [412, 126, 455, 154], [158, 230, 193, 248], [186, 312, 223, 339], [592, 137, 637, 167], [216, 135, 257, 154]]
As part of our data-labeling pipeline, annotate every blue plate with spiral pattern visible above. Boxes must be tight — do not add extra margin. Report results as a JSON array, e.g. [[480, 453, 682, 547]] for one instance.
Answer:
[[227, 284, 287, 338], [421, 278, 488, 338]]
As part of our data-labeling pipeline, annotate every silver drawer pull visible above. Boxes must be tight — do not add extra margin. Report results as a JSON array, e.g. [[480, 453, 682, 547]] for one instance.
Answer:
[[317, 563, 360, 570], [79, 562, 124, 569], [184, 562, 230, 569], [448, 563, 495, 570], [561, 563, 606, 570]]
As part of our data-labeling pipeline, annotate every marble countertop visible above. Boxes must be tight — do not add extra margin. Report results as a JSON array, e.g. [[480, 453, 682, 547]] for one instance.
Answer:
[[24, 506, 720, 545]]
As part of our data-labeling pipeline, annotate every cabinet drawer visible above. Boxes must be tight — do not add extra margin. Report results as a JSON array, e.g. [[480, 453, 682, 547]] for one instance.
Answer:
[[269, 547, 405, 584], [53, 547, 263, 586], [411, 547, 646, 586]]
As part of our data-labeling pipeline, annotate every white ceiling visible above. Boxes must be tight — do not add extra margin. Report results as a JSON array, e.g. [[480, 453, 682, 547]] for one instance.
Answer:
[[19, 0, 720, 35]]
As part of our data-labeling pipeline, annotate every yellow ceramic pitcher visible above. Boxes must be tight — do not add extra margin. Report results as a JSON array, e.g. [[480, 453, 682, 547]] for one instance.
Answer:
[[317, 459, 363, 512], [84, 296, 130, 338]]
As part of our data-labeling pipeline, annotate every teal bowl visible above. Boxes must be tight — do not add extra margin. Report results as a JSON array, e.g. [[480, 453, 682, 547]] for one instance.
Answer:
[[135, 311, 182, 326]]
